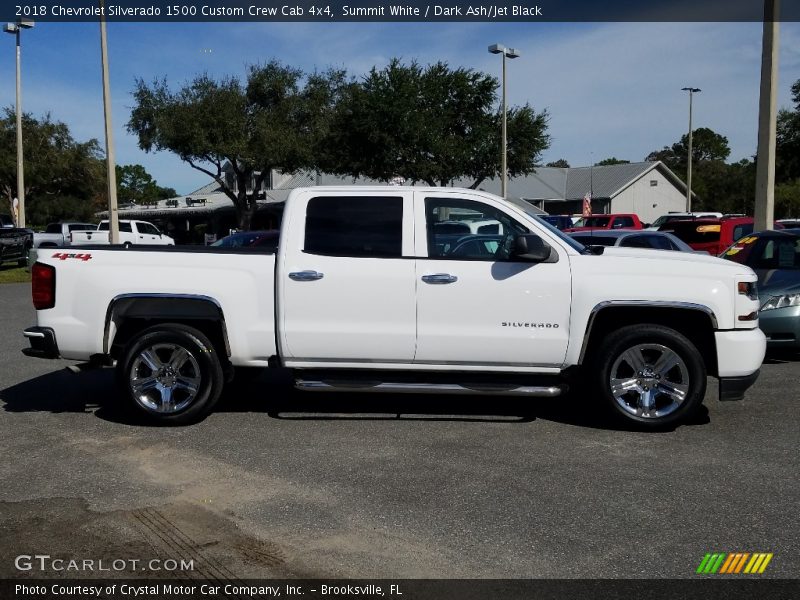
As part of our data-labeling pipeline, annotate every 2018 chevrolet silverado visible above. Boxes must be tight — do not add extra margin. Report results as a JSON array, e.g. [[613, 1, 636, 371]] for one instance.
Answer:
[[23, 187, 766, 427]]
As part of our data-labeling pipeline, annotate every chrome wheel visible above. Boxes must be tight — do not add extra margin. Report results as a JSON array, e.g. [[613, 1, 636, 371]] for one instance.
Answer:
[[609, 343, 690, 419], [129, 343, 202, 414]]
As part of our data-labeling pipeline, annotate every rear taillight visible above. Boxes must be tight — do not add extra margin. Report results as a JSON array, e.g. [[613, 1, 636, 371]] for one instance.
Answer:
[[31, 262, 56, 310]]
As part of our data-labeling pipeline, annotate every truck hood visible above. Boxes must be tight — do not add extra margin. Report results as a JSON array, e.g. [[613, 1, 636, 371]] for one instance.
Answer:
[[596, 246, 753, 273]]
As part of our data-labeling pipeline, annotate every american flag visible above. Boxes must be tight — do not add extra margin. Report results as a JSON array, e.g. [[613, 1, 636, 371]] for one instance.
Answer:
[[582, 193, 592, 217]]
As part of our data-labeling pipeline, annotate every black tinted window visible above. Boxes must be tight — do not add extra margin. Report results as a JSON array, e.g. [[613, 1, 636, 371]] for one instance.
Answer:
[[573, 236, 617, 246], [612, 216, 635, 228], [98, 222, 132, 233], [620, 234, 672, 250], [305, 196, 403, 258], [732, 224, 753, 242]]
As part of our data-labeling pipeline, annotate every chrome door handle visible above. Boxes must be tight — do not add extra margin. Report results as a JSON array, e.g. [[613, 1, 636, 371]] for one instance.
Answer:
[[289, 270, 324, 282], [422, 273, 458, 284]]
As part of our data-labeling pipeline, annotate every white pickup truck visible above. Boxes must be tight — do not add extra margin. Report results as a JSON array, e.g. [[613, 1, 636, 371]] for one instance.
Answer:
[[33, 222, 97, 248], [23, 187, 766, 427], [69, 219, 175, 246]]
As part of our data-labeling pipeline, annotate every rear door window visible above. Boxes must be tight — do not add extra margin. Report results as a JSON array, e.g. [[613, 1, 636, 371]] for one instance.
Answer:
[[305, 196, 403, 258]]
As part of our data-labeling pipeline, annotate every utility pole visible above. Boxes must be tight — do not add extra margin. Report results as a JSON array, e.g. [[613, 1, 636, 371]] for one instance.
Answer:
[[3, 19, 34, 227], [99, 0, 119, 243], [754, 0, 780, 232], [681, 87, 701, 212]]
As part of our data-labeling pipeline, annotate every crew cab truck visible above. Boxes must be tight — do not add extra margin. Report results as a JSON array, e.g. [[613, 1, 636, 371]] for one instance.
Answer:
[[23, 187, 766, 428], [69, 220, 175, 246], [33, 222, 97, 248], [563, 213, 643, 233]]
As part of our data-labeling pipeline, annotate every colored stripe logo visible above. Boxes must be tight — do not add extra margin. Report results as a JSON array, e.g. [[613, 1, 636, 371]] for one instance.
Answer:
[[696, 552, 773, 574]]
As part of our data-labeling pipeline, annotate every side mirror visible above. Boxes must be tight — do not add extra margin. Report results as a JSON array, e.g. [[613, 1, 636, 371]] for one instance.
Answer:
[[511, 234, 551, 262]]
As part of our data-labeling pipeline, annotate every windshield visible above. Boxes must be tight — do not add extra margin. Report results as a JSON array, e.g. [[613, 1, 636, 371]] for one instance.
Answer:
[[532, 215, 586, 253], [723, 235, 800, 270], [583, 216, 611, 227], [651, 216, 672, 228], [482, 196, 586, 254]]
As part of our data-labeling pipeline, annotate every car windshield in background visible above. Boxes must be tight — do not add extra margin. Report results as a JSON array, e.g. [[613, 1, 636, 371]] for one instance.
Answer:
[[530, 215, 586, 253], [571, 235, 617, 246], [212, 231, 279, 249], [583, 216, 611, 227], [663, 221, 721, 244], [723, 233, 800, 269]]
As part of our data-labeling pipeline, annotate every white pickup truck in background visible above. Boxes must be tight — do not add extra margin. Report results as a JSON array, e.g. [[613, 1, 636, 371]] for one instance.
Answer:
[[69, 220, 175, 246], [23, 186, 766, 428], [33, 222, 97, 248]]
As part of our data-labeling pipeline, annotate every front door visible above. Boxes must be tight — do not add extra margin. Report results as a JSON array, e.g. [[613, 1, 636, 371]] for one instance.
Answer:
[[414, 192, 572, 368]]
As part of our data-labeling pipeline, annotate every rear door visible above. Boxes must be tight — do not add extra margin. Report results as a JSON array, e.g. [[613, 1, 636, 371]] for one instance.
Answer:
[[413, 191, 572, 368], [279, 191, 417, 364]]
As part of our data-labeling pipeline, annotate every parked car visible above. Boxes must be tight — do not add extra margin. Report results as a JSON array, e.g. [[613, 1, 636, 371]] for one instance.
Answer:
[[211, 230, 280, 250], [70, 220, 175, 246], [776, 218, 800, 229], [659, 216, 754, 256], [563, 213, 643, 233], [34, 222, 97, 248], [721, 229, 800, 349], [541, 215, 574, 231], [569, 230, 699, 253], [646, 212, 724, 231], [23, 186, 766, 429], [0, 213, 33, 266]]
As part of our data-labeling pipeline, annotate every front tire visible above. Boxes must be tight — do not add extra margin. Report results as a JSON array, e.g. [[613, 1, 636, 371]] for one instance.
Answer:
[[117, 324, 224, 424], [594, 324, 706, 428]]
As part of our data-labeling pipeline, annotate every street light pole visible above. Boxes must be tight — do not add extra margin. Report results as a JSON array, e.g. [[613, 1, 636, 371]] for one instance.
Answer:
[[4, 19, 34, 228], [754, 0, 780, 232], [489, 44, 520, 199], [99, 0, 119, 244], [681, 87, 701, 213]]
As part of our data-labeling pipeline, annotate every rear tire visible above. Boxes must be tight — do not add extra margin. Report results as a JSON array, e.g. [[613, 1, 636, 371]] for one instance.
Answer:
[[117, 323, 224, 424], [594, 324, 706, 429]]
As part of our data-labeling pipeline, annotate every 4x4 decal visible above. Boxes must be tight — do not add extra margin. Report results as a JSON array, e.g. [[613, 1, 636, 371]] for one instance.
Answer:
[[51, 253, 92, 262]]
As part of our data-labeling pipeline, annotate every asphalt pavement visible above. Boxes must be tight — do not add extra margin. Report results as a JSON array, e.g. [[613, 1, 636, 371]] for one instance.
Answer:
[[0, 281, 798, 580]]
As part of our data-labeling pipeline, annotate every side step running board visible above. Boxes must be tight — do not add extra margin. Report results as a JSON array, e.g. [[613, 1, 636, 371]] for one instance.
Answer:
[[294, 380, 566, 397]]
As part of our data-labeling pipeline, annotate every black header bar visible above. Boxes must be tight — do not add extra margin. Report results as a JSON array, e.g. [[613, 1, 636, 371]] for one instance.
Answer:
[[3, 0, 800, 23]]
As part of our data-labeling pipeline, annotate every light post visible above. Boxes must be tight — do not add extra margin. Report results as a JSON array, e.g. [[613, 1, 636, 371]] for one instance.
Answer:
[[99, 0, 119, 244], [3, 19, 34, 228], [681, 87, 701, 212], [489, 43, 520, 199]]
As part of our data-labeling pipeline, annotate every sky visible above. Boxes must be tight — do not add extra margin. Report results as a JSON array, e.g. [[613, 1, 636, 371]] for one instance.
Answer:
[[0, 20, 798, 195]]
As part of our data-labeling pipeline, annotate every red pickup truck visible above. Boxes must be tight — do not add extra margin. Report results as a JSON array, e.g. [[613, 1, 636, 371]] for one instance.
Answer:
[[658, 217, 754, 256], [564, 213, 643, 233]]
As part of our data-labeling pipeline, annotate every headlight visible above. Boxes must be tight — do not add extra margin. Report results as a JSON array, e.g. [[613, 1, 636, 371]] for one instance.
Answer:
[[760, 294, 800, 312]]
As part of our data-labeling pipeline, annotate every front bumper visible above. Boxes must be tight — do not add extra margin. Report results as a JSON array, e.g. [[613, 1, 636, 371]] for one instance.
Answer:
[[719, 369, 760, 402], [715, 329, 766, 377], [22, 326, 60, 359]]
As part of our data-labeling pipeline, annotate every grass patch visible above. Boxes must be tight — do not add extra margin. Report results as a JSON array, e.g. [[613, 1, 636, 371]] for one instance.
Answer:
[[0, 266, 31, 284]]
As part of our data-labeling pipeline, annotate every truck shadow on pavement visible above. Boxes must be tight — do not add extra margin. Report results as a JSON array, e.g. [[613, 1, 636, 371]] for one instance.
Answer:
[[0, 366, 713, 431]]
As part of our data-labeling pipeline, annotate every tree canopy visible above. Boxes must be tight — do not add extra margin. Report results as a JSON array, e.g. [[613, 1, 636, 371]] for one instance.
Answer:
[[128, 62, 345, 229], [595, 157, 630, 166], [116, 164, 176, 205], [545, 159, 570, 168], [0, 109, 106, 225], [777, 79, 800, 185], [645, 127, 754, 214], [324, 59, 550, 189]]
